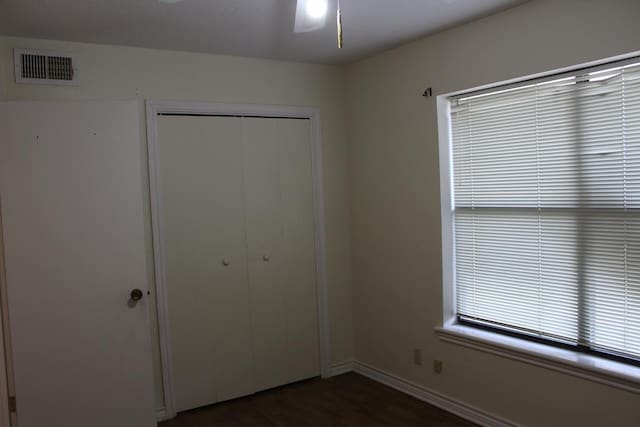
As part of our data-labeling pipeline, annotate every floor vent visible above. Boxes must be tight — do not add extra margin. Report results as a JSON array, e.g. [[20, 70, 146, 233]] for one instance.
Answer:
[[14, 48, 78, 85]]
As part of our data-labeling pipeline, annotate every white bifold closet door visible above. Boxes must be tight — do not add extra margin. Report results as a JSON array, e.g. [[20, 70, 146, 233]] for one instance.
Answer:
[[156, 115, 319, 413]]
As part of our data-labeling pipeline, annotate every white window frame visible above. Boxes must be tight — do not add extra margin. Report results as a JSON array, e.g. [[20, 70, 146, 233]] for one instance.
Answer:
[[435, 52, 640, 395]]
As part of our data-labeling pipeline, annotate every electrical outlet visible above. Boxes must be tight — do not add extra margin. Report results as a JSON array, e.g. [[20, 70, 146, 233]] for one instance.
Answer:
[[433, 359, 443, 374], [413, 348, 423, 366]]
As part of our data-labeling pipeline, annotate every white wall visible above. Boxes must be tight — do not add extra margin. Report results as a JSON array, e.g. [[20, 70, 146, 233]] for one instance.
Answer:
[[346, 0, 640, 426], [0, 36, 355, 410]]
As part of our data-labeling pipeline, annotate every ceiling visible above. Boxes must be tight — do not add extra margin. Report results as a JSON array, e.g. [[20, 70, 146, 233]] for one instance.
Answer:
[[0, 0, 528, 65]]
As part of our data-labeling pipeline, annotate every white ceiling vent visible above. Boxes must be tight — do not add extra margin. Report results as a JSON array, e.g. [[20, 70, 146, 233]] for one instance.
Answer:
[[14, 48, 78, 85]]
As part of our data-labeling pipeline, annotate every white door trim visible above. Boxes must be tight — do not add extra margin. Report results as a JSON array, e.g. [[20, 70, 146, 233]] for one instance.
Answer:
[[145, 100, 331, 420], [0, 204, 12, 427]]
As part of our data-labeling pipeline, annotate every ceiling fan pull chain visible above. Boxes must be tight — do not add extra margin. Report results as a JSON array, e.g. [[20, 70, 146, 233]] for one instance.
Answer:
[[337, 0, 343, 48]]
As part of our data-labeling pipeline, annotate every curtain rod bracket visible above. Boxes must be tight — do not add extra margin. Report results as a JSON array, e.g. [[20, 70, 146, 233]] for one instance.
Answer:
[[422, 87, 433, 97]]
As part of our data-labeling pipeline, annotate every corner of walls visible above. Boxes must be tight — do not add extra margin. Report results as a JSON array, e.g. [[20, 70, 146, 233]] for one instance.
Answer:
[[324, 61, 356, 366], [343, 62, 362, 365], [338, 63, 357, 365]]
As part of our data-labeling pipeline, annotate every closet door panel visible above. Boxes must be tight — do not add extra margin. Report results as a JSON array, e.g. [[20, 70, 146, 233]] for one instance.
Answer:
[[241, 118, 289, 392], [157, 116, 253, 412], [278, 120, 320, 383], [242, 117, 320, 392]]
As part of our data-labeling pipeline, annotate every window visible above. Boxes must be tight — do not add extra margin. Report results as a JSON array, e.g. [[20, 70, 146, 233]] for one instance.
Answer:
[[447, 59, 640, 363]]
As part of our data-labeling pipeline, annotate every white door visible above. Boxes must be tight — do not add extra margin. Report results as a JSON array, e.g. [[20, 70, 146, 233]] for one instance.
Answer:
[[241, 118, 320, 392], [157, 116, 254, 412], [0, 101, 156, 427]]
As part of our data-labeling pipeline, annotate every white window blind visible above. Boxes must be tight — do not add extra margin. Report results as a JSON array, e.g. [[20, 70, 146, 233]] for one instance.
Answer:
[[450, 60, 640, 360]]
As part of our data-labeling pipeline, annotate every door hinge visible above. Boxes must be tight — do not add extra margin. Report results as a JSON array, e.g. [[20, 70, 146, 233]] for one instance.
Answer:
[[8, 396, 16, 412]]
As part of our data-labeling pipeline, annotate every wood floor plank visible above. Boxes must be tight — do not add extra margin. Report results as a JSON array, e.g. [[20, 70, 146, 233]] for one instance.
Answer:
[[159, 372, 478, 426]]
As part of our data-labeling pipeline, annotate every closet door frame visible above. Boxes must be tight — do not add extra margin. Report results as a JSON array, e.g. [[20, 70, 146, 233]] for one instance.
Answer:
[[146, 101, 331, 421]]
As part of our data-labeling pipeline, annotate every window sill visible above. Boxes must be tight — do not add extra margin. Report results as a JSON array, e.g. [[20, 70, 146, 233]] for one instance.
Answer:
[[435, 323, 640, 394]]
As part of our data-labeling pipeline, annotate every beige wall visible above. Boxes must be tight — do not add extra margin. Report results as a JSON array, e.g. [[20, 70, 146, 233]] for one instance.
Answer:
[[346, 0, 640, 426], [0, 36, 355, 409]]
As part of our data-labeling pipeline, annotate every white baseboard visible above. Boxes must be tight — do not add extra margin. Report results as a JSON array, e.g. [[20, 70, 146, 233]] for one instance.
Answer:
[[351, 361, 520, 427], [327, 360, 355, 377]]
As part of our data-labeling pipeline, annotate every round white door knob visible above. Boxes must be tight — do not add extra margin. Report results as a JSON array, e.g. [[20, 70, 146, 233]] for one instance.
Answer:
[[263, 255, 270, 262], [222, 259, 230, 266]]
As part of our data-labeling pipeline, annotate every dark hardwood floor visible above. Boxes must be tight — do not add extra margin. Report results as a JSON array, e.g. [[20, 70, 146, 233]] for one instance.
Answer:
[[159, 372, 478, 427]]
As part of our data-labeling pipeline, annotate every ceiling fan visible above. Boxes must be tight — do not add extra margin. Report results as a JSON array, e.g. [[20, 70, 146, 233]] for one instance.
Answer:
[[294, 0, 343, 48]]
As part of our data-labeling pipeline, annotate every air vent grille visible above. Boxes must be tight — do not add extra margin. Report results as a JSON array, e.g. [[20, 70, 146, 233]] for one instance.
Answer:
[[21, 54, 48, 79], [14, 49, 78, 85], [46, 56, 74, 80]]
